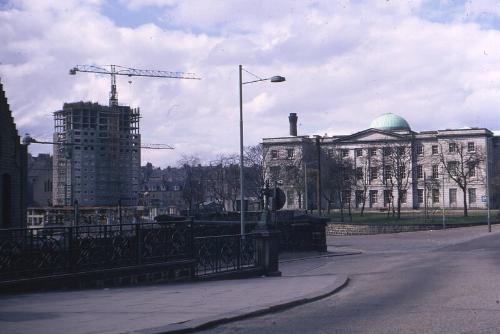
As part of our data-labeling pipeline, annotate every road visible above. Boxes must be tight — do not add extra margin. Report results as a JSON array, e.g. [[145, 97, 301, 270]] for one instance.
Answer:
[[199, 226, 500, 334]]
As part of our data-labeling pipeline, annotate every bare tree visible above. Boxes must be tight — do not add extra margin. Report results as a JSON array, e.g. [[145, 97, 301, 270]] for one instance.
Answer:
[[225, 161, 241, 211], [383, 142, 413, 219], [244, 144, 266, 207], [177, 155, 207, 214], [422, 173, 441, 221], [207, 154, 239, 211], [322, 152, 355, 221], [354, 153, 379, 215], [439, 140, 485, 217]]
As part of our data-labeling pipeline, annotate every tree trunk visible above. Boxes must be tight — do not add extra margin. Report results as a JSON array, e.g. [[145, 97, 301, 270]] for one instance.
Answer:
[[348, 200, 352, 222], [340, 201, 344, 222], [397, 198, 401, 219], [361, 190, 367, 215], [462, 187, 468, 217]]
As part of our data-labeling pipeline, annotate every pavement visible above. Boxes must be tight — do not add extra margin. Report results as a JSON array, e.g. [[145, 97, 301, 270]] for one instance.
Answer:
[[198, 224, 500, 334], [0, 248, 355, 334]]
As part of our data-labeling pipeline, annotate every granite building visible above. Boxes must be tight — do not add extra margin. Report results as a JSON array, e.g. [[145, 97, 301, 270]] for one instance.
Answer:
[[0, 81, 28, 228], [263, 113, 498, 211]]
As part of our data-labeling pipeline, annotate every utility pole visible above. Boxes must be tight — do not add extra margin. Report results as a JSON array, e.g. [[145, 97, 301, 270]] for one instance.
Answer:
[[74, 200, 79, 226], [486, 149, 491, 233], [315, 136, 322, 216], [424, 172, 428, 222], [442, 167, 446, 229], [304, 162, 308, 213]]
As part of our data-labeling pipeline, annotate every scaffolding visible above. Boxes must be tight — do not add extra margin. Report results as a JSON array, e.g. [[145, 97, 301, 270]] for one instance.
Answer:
[[53, 102, 141, 207]]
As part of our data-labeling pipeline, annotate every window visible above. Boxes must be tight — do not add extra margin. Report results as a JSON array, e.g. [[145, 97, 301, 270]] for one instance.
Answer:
[[400, 190, 407, 203], [342, 190, 351, 202], [341, 149, 349, 158], [432, 165, 439, 179], [328, 149, 334, 158], [271, 150, 278, 159], [355, 148, 363, 157], [343, 172, 350, 181], [467, 142, 475, 152], [384, 165, 392, 180], [370, 167, 378, 181], [384, 190, 391, 205], [369, 190, 378, 207], [468, 188, 476, 204], [356, 167, 363, 180], [417, 189, 424, 203], [270, 166, 280, 179], [416, 165, 423, 179], [449, 188, 457, 204], [449, 142, 457, 153], [468, 162, 476, 177], [286, 190, 295, 207], [355, 190, 364, 207], [416, 145, 424, 155], [286, 148, 294, 159], [432, 145, 438, 155], [447, 161, 458, 175], [432, 189, 440, 203], [397, 165, 406, 179], [369, 148, 377, 157], [383, 147, 392, 156]]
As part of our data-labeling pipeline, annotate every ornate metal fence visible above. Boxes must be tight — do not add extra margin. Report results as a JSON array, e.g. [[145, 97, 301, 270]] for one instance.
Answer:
[[0, 221, 193, 282], [194, 233, 259, 277]]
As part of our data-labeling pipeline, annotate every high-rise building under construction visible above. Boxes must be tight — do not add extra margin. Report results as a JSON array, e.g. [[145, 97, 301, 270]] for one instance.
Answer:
[[52, 102, 140, 207]]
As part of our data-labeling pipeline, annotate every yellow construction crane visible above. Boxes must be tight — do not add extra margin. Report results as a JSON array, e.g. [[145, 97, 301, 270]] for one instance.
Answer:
[[69, 64, 201, 107]]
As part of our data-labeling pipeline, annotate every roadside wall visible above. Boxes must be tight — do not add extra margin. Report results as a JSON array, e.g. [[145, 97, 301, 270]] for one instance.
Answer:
[[326, 222, 491, 236]]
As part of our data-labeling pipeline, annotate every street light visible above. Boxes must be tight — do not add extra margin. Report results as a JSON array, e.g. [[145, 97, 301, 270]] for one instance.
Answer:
[[239, 65, 285, 236]]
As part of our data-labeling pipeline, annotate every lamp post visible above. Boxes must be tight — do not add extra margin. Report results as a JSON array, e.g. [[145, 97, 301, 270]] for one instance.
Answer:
[[239, 65, 285, 236], [442, 165, 446, 229]]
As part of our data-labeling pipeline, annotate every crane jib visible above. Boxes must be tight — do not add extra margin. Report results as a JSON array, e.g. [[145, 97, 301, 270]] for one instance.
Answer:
[[69, 64, 200, 106]]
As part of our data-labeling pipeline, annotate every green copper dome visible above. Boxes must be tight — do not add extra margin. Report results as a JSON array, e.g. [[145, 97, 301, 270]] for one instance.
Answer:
[[369, 113, 410, 131]]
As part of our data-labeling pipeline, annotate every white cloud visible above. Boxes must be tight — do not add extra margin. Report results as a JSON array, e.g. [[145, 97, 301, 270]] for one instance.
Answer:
[[2, 0, 500, 167]]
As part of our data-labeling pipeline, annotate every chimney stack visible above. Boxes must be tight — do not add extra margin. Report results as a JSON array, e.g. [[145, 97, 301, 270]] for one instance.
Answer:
[[289, 113, 298, 136]]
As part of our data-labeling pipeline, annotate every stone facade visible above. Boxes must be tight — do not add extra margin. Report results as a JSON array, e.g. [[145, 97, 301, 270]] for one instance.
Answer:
[[28, 153, 53, 207], [0, 81, 28, 228], [263, 113, 496, 211]]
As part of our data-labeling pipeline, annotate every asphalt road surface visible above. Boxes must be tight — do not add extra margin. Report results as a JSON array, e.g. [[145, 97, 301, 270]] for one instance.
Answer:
[[199, 226, 500, 334]]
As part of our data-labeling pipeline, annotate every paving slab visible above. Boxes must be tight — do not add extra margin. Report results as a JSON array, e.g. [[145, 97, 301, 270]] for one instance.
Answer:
[[0, 255, 350, 334]]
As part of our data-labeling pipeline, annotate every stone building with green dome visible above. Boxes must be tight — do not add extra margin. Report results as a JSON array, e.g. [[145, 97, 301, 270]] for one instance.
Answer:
[[262, 112, 496, 212]]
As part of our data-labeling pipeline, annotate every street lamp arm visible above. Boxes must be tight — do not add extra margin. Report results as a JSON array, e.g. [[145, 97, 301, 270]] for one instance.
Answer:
[[242, 78, 271, 85], [243, 76, 286, 85]]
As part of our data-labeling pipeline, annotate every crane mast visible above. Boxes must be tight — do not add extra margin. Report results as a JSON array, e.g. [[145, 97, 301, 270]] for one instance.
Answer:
[[69, 64, 201, 107]]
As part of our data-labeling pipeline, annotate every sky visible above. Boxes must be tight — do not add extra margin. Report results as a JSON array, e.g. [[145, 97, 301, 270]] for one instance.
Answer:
[[1, 0, 500, 168]]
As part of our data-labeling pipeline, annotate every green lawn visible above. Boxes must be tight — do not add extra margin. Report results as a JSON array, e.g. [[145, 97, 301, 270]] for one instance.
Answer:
[[323, 209, 498, 225]]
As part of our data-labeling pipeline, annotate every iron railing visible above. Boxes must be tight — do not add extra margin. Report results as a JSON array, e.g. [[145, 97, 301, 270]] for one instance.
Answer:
[[194, 233, 258, 276], [0, 221, 193, 282]]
